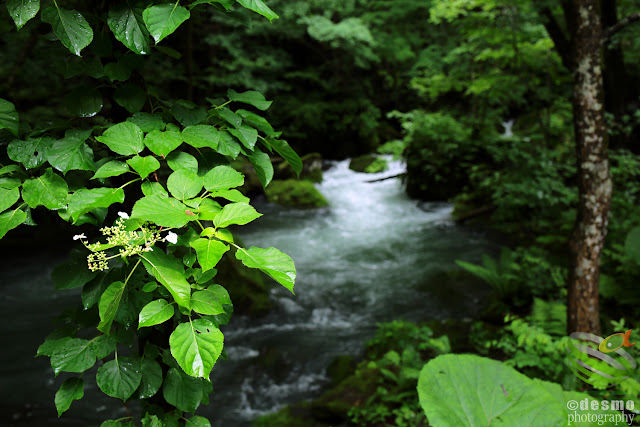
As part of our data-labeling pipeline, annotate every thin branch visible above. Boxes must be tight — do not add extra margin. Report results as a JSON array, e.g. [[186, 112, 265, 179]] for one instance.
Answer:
[[604, 12, 640, 40]]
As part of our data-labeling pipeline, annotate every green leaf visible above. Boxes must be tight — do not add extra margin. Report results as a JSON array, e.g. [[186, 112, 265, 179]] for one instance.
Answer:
[[236, 0, 279, 22], [22, 168, 68, 209], [96, 356, 142, 401], [167, 151, 198, 173], [209, 189, 249, 203], [41, 5, 93, 56], [141, 249, 191, 309], [203, 165, 244, 191], [141, 181, 168, 198], [190, 239, 229, 272], [216, 108, 242, 128], [67, 188, 125, 223], [114, 83, 147, 113], [236, 246, 295, 293], [7, 0, 40, 31], [134, 358, 163, 399], [65, 86, 103, 117], [267, 139, 302, 176], [247, 147, 273, 188], [213, 229, 233, 244], [138, 299, 174, 328], [52, 255, 96, 290], [229, 124, 258, 150], [7, 136, 54, 169], [0, 99, 19, 137], [163, 368, 203, 413], [173, 101, 207, 127], [143, 3, 190, 44], [132, 195, 193, 227], [167, 170, 203, 200], [187, 198, 221, 220], [191, 285, 229, 315], [55, 377, 84, 417], [144, 130, 183, 157], [47, 134, 95, 174], [182, 125, 220, 149], [0, 177, 21, 189], [50, 338, 96, 375], [97, 281, 126, 334], [237, 109, 276, 136], [96, 122, 145, 156], [170, 319, 224, 378], [185, 416, 211, 427], [92, 161, 130, 180], [92, 334, 117, 359], [191, 0, 234, 10], [0, 187, 20, 213], [0, 165, 22, 177], [216, 131, 241, 159], [214, 202, 261, 228], [127, 155, 160, 179], [0, 208, 27, 239], [127, 113, 165, 132], [104, 61, 132, 82], [108, 3, 150, 54], [228, 89, 272, 111]]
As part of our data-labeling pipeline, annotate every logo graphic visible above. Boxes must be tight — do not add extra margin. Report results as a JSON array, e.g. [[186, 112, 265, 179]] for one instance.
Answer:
[[566, 330, 637, 387]]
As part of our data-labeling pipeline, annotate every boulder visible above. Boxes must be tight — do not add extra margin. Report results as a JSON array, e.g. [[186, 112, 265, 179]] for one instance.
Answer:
[[265, 180, 328, 209]]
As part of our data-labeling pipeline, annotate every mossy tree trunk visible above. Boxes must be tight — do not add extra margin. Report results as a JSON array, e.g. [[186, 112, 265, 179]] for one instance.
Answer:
[[567, 0, 612, 335]]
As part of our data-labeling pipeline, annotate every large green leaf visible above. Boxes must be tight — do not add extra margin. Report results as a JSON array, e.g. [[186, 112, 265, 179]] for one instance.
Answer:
[[7, 0, 40, 31], [267, 139, 302, 176], [7, 137, 54, 169], [127, 112, 165, 132], [92, 334, 117, 360], [141, 181, 169, 198], [417, 354, 620, 427], [143, 3, 190, 44], [92, 161, 131, 180], [0, 187, 20, 214], [191, 0, 235, 10], [228, 89, 272, 110], [208, 189, 249, 203], [96, 356, 143, 401], [133, 358, 163, 399], [188, 198, 221, 220], [0, 209, 27, 239], [185, 416, 211, 427], [236, 246, 295, 293], [216, 108, 242, 128], [247, 147, 273, 188], [141, 249, 191, 308], [97, 281, 126, 334], [55, 377, 84, 417], [213, 202, 261, 228], [21, 168, 68, 209], [41, 5, 93, 56], [167, 170, 203, 200], [216, 131, 241, 158], [162, 368, 203, 413], [96, 122, 145, 155], [65, 86, 103, 117], [169, 319, 224, 378], [167, 151, 198, 173], [50, 338, 96, 375], [144, 130, 183, 157], [131, 195, 193, 227], [190, 239, 229, 272], [236, 0, 279, 21], [47, 133, 95, 174], [0, 99, 19, 137], [191, 285, 229, 315], [182, 125, 219, 149], [173, 101, 207, 127], [126, 155, 160, 179], [138, 299, 174, 328], [114, 83, 147, 113], [229, 124, 258, 150], [67, 188, 125, 223], [108, 3, 150, 54], [203, 165, 244, 191], [236, 109, 276, 136], [52, 255, 96, 290]]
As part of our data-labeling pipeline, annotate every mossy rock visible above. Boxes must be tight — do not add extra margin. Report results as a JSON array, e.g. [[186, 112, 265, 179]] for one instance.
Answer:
[[348, 154, 388, 173], [265, 179, 328, 209], [327, 355, 357, 386], [276, 152, 324, 182], [252, 402, 331, 427]]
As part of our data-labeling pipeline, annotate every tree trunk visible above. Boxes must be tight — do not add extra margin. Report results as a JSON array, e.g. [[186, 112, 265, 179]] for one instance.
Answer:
[[567, 0, 612, 335]]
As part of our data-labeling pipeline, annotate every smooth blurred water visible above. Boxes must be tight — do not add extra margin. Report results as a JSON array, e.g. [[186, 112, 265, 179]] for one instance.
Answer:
[[0, 158, 495, 426]]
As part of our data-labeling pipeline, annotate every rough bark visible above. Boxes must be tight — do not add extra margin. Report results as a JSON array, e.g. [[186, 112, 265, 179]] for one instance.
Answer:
[[567, 0, 612, 335]]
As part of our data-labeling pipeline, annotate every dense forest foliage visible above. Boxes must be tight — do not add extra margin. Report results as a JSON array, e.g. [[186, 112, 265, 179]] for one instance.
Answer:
[[2, 0, 640, 426]]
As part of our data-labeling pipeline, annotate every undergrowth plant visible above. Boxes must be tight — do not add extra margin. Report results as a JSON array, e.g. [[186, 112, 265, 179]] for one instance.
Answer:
[[0, 1, 299, 426]]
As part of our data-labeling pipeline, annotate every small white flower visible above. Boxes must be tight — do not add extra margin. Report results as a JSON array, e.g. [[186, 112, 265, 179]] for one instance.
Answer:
[[73, 233, 86, 241], [118, 212, 130, 219], [165, 231, 178, 244]]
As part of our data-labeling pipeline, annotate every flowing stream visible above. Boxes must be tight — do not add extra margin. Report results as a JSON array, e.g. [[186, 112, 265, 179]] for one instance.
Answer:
[[0, 158, 496, 426]]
